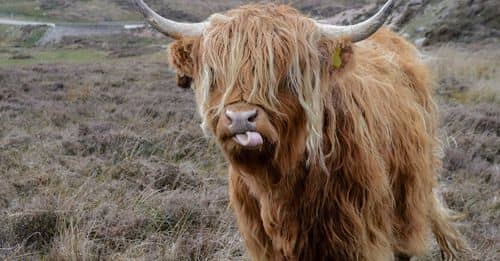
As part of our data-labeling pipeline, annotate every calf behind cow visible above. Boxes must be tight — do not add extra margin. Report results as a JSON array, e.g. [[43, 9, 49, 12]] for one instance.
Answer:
[[135, 0, 469, 260]]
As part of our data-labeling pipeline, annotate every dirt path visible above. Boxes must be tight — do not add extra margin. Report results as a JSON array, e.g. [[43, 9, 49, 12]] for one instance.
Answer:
[[0, 17, 145, 45], [0, 18, 55, 27]]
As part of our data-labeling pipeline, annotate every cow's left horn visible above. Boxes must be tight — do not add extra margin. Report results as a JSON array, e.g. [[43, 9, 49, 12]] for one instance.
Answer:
[[135, 0, 207, 39], [317, 0, 394, 42]]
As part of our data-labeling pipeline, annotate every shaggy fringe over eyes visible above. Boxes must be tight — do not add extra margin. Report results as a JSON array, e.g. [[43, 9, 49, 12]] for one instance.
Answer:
[[197, 5, 326, 165]]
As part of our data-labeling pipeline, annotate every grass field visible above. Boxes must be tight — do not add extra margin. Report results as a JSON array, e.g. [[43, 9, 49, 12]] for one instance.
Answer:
[[0, 41, 498, 259], [0, 1, 498, 260]]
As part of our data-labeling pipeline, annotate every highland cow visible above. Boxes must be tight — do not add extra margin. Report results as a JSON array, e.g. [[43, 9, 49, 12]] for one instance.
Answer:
[[135, 0, 469, 260]]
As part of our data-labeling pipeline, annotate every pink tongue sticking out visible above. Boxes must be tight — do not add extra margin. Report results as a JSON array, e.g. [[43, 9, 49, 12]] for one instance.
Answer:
[[234, 131, 263, 147]]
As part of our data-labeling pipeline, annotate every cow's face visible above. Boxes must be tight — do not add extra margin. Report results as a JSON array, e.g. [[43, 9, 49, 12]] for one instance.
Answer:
[[168, 6, 317, 168]]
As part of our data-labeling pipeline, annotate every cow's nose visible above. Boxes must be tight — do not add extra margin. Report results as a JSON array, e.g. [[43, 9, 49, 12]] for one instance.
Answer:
[[225, 109, 257, 134]]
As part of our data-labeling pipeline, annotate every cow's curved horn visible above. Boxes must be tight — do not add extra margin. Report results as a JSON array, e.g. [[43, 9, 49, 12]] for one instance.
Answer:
[[135, 0, 207, 39], [317, 0, 394, 42]]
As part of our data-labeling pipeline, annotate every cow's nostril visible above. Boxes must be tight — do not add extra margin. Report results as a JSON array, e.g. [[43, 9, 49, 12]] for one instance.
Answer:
[[248, 111, 257, 122], [225, 110, 257, 123]]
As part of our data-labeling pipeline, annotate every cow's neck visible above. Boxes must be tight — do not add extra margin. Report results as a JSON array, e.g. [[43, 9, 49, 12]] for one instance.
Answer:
[[232, 161, 328, 256], [233, 160, 324, 220], [235, 160, 303, 196]]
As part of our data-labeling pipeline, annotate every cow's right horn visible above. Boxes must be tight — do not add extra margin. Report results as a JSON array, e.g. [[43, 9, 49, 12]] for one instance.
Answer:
[[317, 0, 394, 42], [135, 0, 207, 39]]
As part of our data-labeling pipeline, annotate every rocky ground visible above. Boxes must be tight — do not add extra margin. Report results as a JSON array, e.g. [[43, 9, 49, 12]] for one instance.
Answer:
[[0, 0, 499, 260]]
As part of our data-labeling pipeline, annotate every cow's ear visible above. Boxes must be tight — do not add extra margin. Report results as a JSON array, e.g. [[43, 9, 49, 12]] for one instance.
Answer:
[[320, 39, 353, 72], [168, 38, 196, 88], [330, 44, 353, 71]]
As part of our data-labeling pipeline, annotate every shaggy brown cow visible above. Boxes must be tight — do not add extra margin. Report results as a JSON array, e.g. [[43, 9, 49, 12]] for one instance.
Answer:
[[136, 0, 469, 260]]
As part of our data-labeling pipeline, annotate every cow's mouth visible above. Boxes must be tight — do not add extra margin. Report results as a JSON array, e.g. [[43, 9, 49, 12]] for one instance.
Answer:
[[232, 131, 263, 147], [219, 130, 274, 157], [214, 103, 277, 156]]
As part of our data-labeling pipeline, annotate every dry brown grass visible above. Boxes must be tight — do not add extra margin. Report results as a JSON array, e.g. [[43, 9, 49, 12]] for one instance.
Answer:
[[430, 44, 500, 105], [0, 57, 242, 260], [0, 40, 498, 260]]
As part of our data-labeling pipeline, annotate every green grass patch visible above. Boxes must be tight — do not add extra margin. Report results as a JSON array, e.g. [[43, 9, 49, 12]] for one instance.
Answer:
[[0, 48, 109, 66], [0, 1, 47, 19], [21, 27, 47, 48]]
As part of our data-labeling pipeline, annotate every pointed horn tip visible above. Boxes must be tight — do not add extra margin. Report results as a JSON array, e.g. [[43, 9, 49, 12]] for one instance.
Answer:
[[134, 0, 153, 20], [318, 0, 395, 42], [133, 0, 206, 39]]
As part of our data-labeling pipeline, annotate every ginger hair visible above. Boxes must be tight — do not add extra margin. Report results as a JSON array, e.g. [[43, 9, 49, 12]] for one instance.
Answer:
[[167, 4, 470, 260]]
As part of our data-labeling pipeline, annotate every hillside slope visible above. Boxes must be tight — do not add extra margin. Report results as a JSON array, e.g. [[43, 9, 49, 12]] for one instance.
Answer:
[[0, 0, 368, 22]]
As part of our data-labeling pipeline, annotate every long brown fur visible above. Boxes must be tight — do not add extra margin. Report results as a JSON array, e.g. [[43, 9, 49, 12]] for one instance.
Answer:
[[166, 4, 469, 260]]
